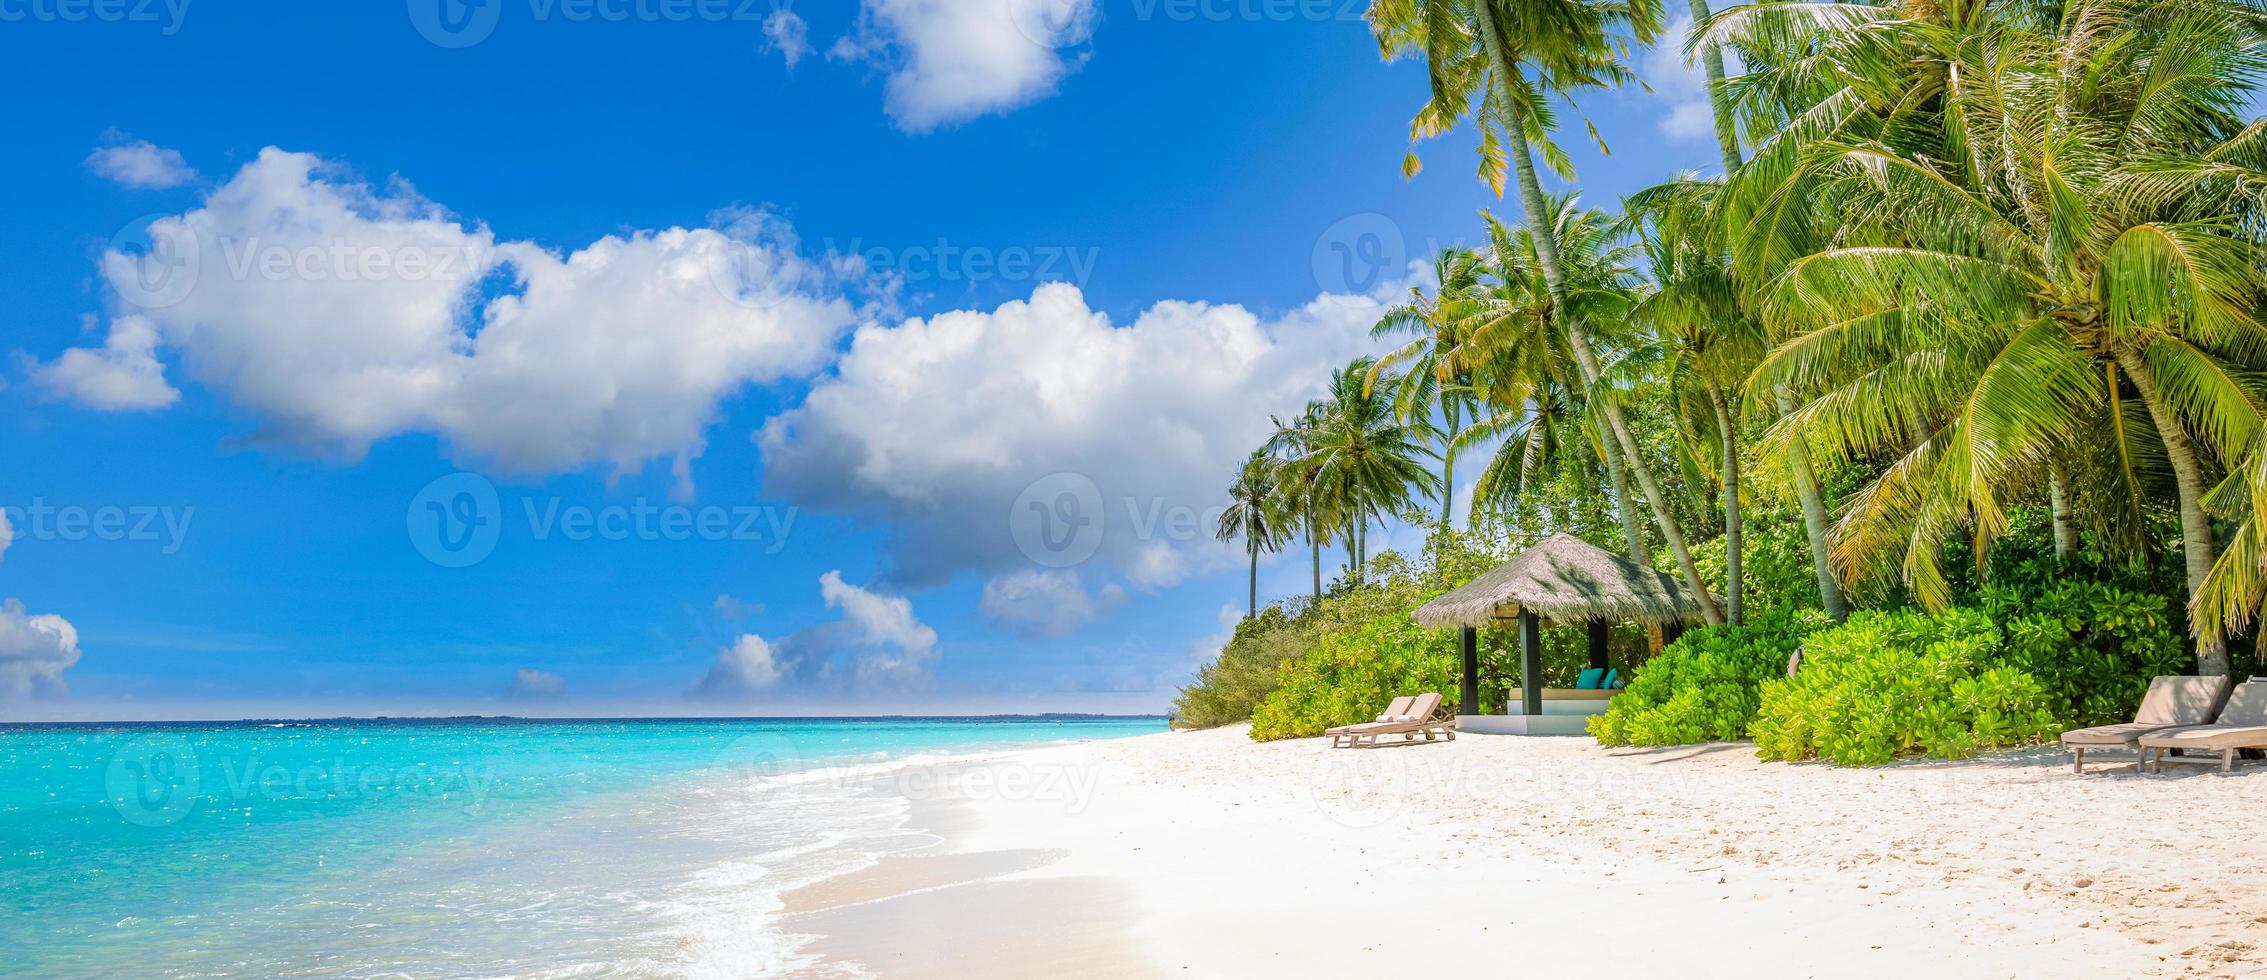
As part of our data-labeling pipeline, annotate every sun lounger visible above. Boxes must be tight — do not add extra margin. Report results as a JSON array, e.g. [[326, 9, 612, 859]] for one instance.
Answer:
[[1328, 692, 1456, 748], [2141, 682, 2267, 773], [2061, 675, 2231, 773]]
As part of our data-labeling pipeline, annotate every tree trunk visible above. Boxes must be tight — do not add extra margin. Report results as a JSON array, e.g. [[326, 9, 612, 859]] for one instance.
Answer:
[[1309, 523, 1320, 604], [1480, 42, 1722, 623], [1604, 432, 1651, 565], [1688, 0, 1744, 177], [2048, 462, 2079, 561], [1248, 538, 1259, 619], [2114, 348, 2226, 674], [1710, 384, 1744, 626], [1774, 389, 1848, 622], [1442, 396, 1461, 529]]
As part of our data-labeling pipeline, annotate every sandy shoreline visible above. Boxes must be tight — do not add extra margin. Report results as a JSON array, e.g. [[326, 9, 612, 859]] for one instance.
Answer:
[[775, 727, 2267, 978]]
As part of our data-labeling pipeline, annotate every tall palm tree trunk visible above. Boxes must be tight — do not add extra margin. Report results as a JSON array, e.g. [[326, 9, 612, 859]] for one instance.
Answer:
[[1775, 390, 1849, 621], [1309, 522, 1321, 604], [1689, 0, 1743, 177], [1686, 0, 1846, 623], [1604, 432, 1651, 564], [2048, 463, 2079, 561], [1479, 48, 1722, 623], [1441, 398, 1462, 529], [2113, 349, 2226, 674], [1247, 539, 1259, 619], [1710, 384, 1744, 626]]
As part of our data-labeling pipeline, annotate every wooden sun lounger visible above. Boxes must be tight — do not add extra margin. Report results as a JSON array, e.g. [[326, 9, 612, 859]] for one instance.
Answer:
[[1327, 692, 1457, 748], [2062, 675, 2231, 773], [2142, 683, 2267, 773]]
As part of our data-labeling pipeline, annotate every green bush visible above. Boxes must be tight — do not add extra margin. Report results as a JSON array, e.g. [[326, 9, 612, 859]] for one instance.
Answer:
[[1750, 609, 2064, 765], [1171, 607, 1305, 729], [1983, 579, 2190, 728], [1589, 607, 1826, 746], [1249, 612, 1459, 740]]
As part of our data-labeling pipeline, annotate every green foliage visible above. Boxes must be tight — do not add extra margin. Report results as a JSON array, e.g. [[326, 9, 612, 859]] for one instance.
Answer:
[[1170, 608, 1302, 729], [1249, 612, 1459, 740], [1589, 607, 1826, 746]]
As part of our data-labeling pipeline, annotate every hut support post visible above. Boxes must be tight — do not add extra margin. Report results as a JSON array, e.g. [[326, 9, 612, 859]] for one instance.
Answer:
[[1587, 619, 1609, 670], [1662, 620, 1685, 648], [1459, 627, 1480, 716], [1519, 611, 1543, 717]]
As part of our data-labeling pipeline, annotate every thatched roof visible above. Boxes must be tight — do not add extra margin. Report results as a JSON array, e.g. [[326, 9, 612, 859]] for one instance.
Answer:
[[1411, 532, 1704, 629]]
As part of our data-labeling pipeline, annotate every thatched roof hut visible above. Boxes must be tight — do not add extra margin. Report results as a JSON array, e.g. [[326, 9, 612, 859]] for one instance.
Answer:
[[1414, 534, 1705, 733], [1412, 532, 1703, 629]]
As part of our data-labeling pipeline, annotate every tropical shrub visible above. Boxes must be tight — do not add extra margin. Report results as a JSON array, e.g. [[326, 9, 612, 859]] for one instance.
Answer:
[[1171, 607, 1304, 729], [1249, 611, 1458, 740], [1588, 607, 1827, 746], [1751, 610, 2064, 766]]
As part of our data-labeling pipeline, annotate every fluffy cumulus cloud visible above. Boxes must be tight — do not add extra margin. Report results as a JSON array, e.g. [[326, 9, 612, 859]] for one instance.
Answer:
[[39, 148, 859, 482], [0, 513, 81, 699], [34, 315, 179, 410], [762, 8, 813, 67], [693, 571, 939, 698], [759, 281, 1390, 632], [831, 0, 1096, 132], [0, 599, 80, 699], [1643, 14, 1739, 147], [85, 135, 197, 189]]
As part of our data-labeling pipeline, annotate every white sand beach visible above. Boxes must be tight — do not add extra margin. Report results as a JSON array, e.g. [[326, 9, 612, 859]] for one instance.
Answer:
[[781, 727, 2267, 978]]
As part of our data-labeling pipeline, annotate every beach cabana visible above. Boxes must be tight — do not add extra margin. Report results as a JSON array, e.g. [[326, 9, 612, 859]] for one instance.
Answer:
[[1412, 533, 1704, 735]]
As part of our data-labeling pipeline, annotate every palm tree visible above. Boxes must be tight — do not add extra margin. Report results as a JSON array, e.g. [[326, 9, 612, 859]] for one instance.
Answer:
[[1455, 203, 1653, 565], [1218, 450, 1292, 619], [1278, 359, 1444, 582], [1369, 0, 1726, 625], [1730, 0, 2267, 670], [1267, 403, 1336, 605], [1370, 247, 1486, 530], [1628, 176, 1762, 624]]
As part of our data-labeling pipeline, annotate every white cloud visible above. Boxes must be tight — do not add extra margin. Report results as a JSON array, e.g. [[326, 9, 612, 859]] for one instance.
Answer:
[[0, 599, 80, 699], [693, 572, 938, 697], [33, 315, 179, 410], [40, 148, 859, 483], [763, 8, 813, 67], [1189, 602, 1241, 661], [759, 281, 1389, 599], [831, 0, 1095, 132], [713, 594, 764, 618], [85, 136, 197, 189], [1642, 15, 1739, 148], [979, 568, 1125, 637], [506, 668, 565, 699]]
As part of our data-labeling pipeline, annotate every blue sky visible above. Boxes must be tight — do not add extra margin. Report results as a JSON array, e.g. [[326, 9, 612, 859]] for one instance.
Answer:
[[0, 0, 1728, 720]]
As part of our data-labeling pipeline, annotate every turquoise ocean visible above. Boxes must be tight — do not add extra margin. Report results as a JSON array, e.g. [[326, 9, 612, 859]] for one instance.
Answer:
[[0, 716, 1161, 977]]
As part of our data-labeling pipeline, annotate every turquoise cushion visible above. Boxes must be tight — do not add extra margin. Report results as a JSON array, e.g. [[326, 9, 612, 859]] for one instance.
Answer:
[[1605, 668, 1623, 689], [1576, 668, 1606, 690]]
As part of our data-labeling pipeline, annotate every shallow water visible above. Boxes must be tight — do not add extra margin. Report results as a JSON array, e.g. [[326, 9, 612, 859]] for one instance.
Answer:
[[0, 717, 1160, 977]]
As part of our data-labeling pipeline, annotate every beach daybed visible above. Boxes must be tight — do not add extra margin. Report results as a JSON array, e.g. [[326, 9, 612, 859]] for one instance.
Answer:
[[2141, 681, 2267, 773], [1328, 692, 1456, 748], [2061, 675, 2230, 774]]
